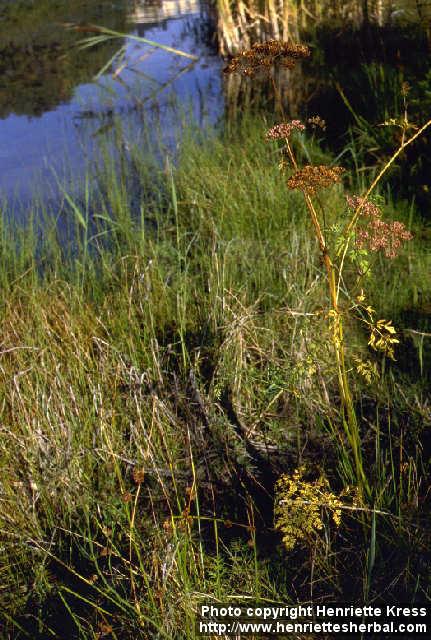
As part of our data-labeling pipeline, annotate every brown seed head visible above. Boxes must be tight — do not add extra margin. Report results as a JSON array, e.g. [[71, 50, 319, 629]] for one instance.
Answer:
[[98, 621, 113, 636], [132, 467, 145, 484], [265, 120, 305, 140], [401, 81, 411, 97], [224, 40, 310, 76], [185, 485, 197, 501], [163, 518, 173, 534], [307, 115, 326, 131], [287, 165, 345, 195]]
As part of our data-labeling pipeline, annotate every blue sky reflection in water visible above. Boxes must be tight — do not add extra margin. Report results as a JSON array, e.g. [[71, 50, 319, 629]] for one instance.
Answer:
[[0, 0, 224, 210]]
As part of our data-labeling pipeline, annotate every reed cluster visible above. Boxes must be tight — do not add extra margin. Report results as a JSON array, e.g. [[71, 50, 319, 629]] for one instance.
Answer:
[[217, 0, 430, 55]]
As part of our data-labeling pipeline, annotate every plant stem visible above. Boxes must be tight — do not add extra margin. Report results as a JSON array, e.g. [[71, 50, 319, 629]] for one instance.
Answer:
[[285, 138, 369, 497]]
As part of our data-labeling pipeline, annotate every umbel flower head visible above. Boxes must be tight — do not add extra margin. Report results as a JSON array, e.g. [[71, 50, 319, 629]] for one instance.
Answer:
[[265, 120, 305, 140], [307, 115, 326, 131], [287, 165, 345, 195], [274, 467, 358, 551], [223, 40, 310, 76], [346, 195, 381, 219], [347, 196, 413, 259]]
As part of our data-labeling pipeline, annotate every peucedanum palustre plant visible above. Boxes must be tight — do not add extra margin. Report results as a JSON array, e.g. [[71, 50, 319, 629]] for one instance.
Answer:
[[274, 467, 359, 551], [225, 39, 431, 501]]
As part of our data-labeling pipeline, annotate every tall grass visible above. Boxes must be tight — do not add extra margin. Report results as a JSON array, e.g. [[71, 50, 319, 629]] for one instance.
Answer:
[[217, 0, 430, 55], [0, 116, 430, 638]]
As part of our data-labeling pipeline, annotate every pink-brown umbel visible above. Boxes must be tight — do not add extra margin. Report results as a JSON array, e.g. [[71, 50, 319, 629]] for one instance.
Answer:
[[347, 196, 413, 259], [265, 121, 305, 140]]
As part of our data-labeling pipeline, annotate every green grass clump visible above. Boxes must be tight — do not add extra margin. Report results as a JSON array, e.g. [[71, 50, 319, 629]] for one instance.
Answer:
[[0, 116, 430, 638]]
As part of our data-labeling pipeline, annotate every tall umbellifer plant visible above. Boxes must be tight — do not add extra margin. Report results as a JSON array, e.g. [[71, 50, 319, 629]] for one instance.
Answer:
[[225, 40, 431, 499]]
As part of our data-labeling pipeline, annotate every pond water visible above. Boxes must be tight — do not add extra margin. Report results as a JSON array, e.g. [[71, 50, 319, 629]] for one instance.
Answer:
[[0, 0, 224, 206]]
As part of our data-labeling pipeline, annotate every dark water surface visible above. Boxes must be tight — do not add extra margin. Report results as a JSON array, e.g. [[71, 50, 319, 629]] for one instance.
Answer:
[[0, 0, 223, 205]]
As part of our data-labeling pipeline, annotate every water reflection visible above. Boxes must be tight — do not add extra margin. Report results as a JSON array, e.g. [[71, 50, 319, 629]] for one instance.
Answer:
[[132, 0, 201, 25], [0, 0, 129, 119], [0, 0, 223, 204]]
